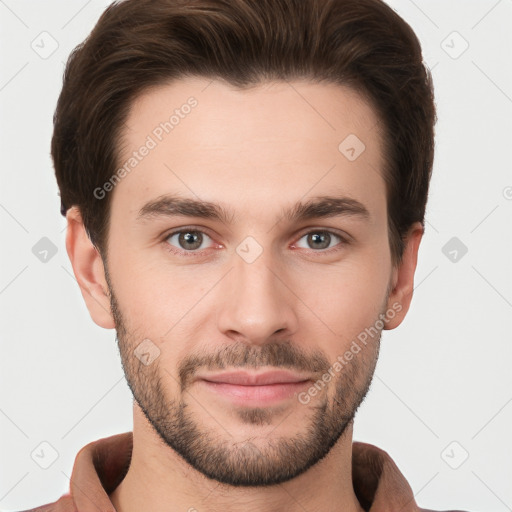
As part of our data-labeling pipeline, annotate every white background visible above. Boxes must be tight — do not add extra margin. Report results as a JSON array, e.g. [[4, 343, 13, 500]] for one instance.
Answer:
[[0, 1, 511, 510]]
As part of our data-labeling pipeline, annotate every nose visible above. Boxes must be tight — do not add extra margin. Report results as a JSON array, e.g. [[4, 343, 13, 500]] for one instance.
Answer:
[[216, 247, 299, 346]]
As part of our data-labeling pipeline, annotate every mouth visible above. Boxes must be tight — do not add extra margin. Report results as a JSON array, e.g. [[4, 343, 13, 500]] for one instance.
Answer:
[[196, 370, 313, 405]]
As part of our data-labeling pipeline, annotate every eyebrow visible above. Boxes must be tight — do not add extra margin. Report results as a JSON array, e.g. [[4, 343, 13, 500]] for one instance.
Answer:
[[136, 193, 371, 225]]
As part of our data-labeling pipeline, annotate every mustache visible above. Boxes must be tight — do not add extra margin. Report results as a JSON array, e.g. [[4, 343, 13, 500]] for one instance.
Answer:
[[178, 340, 330, 391]]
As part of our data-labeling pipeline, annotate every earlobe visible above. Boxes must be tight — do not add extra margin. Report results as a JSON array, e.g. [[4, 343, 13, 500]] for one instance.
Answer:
[[65, 207, 115, 329], [384, 222, 424, 330]]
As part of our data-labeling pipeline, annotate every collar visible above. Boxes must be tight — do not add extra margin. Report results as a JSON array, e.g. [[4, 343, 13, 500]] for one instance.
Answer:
[[48, 432, 430, 511]]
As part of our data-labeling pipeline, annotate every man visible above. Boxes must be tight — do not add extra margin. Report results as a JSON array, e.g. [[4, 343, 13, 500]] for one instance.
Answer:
[[23, 0, 468, 510]]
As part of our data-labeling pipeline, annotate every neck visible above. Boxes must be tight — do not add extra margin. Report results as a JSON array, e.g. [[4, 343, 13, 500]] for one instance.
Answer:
[[110, 404, 364, 512]]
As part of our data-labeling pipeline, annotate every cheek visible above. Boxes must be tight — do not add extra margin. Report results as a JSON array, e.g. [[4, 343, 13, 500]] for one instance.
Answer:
[[109, 227, 391, 345], [109, 250, 219, 343], [295, 259, 389, 344]]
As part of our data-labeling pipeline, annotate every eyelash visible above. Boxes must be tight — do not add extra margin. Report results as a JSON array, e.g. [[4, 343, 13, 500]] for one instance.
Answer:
[[161, 226, 350, 258]]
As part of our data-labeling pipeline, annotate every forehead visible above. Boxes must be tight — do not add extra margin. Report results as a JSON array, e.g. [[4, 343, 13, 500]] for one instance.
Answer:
[[112, 77, 386, 225]]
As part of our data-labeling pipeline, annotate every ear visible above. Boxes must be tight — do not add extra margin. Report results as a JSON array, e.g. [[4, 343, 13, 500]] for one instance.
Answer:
[[65, 206, 115, 329], [384, 221, 424, 330]]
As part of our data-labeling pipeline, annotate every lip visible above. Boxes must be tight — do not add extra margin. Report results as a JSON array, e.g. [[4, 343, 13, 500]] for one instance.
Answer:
[[196, 370, 313, 406], [198, 370, 312, 386]]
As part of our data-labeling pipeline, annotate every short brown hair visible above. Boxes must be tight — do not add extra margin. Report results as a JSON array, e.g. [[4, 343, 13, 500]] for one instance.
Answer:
[[52, 0, 436, 266]]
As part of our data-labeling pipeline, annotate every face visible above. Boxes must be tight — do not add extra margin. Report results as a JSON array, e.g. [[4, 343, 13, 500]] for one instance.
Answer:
[[77, 77, 419, 487]]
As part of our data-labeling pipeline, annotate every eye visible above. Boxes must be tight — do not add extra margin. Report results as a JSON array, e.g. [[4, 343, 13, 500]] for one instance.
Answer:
[[293, 230, 347, 252], [162, 227, 349, 257], [164, 228, 215, 255]]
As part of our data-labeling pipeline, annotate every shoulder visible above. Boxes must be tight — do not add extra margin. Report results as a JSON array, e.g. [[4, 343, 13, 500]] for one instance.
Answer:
[[17, 493, 76, 512]]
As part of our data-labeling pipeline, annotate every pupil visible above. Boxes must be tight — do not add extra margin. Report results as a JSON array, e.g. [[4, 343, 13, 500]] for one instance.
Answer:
[[181, 231, 201, 249], [310, 232, 329, 249]]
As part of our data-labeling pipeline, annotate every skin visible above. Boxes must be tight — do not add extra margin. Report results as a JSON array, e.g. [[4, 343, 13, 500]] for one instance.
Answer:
[[66, 77, 423, 512]]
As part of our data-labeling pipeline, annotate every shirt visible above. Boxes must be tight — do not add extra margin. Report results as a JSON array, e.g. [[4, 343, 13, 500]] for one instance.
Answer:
[[19, 431, 468, 512]]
